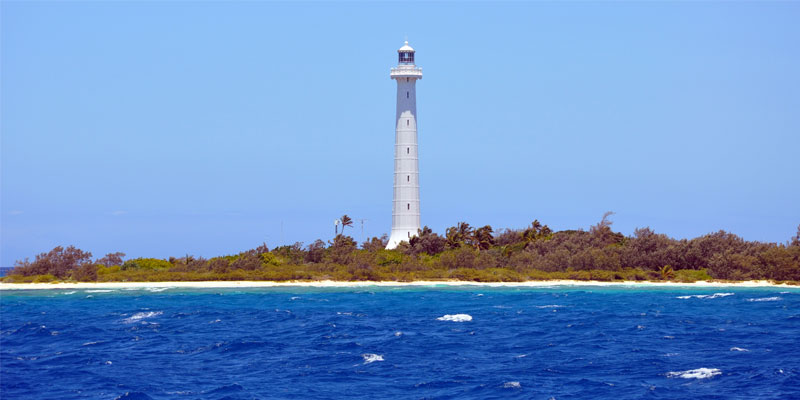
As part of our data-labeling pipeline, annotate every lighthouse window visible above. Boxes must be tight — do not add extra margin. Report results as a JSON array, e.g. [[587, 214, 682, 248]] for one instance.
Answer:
[[407, 120, 409, 126], [406, 147, 409, 154], [407, 91, 409, 98], [407, 203, 410, 210], [407, 175, 410, 182]]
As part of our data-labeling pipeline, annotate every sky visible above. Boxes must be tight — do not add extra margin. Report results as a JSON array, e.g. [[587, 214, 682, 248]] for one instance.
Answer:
[[2, 2, 799, 266]]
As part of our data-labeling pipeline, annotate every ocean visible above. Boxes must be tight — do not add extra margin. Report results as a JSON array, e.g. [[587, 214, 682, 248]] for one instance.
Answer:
[[1, 285, 798, 399]]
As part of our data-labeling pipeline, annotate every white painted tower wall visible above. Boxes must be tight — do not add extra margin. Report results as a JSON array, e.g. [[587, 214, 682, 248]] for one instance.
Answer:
[[387, 42, 422, 249]]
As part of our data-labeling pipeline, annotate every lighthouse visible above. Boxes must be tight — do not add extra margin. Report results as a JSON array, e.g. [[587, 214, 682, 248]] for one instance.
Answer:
[[387, 41, 423, 249]]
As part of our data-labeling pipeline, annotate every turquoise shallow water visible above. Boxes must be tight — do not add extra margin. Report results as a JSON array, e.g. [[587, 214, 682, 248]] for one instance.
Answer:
[[1, 285, 799, 399]]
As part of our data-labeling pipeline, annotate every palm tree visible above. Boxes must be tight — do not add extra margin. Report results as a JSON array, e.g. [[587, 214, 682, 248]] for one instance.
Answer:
[[473, 225, 494, 250], [340, 215, 353, 234], [445, 222, 473, 248], [660, 265, 675, 280]]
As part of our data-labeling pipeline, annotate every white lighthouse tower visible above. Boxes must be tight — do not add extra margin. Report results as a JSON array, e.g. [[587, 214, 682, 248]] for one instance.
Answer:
[[387, 41, 423, 249]]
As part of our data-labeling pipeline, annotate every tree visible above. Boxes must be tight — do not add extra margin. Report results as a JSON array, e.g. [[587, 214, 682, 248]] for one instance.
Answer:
[[362, 234, 389, 252], [660, 265, 675, 280], [328, 234, 357, 265], [96, 252, 126, 267], [12, 245, 94, 278], [340, 215, 353, 234], [473, 225, 495, 250], [409, 226, 446, 255], [305, 240, 326, 263], [522, 220, 552, 243], [446, 222, 473, 249]]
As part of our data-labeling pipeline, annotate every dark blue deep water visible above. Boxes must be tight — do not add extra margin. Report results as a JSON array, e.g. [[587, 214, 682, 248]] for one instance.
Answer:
[[2, 286, 799, 399]]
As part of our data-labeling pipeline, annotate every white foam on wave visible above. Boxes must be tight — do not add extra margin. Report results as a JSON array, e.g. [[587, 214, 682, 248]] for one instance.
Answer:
[[535, 305, 565, 309], [437, 314, 472, 322], [730, 347, 749, 352], [62, 291, 76, 295], [394, 331, 403, 337], [676, 293, 733, 299], [667, 368, 721, 379], [362, 353, 384, 364], [747, 297, 781, 302], [503, 381, 521, 389], [145, 287, 170, 293], [123, 311, 163, 324], [86, 289, 115, 293]]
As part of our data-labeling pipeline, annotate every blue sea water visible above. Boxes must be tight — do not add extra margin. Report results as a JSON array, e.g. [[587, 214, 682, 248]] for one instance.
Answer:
[[1, 286, 799, 400]]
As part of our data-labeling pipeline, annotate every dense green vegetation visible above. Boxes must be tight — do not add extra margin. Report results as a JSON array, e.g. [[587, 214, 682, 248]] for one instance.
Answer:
[[4, 215, 799, 284]]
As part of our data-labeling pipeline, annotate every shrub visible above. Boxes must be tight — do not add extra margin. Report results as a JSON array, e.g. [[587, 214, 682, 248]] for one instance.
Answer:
[[122, 258, 172, 271]]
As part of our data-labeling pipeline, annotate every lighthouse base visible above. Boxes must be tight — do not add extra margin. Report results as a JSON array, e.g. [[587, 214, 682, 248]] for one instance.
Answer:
[[386, 229, 419, 250]]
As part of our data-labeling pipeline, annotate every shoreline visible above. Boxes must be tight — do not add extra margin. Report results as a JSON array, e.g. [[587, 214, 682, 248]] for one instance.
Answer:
[[0, 279, 796, 291]]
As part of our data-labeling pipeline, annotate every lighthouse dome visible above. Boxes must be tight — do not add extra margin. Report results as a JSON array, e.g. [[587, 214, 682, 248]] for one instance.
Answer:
[[398, 41, 415, 52]]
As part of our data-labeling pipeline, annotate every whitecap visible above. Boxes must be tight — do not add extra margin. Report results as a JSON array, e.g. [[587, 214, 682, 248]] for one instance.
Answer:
[[514, 354, 528, 358], [362, 353, 384, 364], [83, 341, 100, 346], [209, 319, 221, 324], [667, 368, 721, 379], [105, 361, 112, 365], [503, 381, 521, 389], [730, 347, 749, 352], [676, 293, 733, 300], [437, 314, 472, 322], [123, 311, 163, 324], [62, 291, 76, 295], [394, 331, 403, 337], [86, 289, 115, 293], [535, 305, 565, 309], [145, 287, 170, 293], [747, 297, 781, 302], [290, 296, 301, 300]]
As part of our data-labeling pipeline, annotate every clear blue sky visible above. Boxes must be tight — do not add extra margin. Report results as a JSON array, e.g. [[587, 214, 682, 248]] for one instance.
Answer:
[[2, 2, 799, 266]]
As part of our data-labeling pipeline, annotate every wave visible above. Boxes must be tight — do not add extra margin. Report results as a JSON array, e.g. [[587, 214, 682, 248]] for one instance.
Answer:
[[747, 297, 781, 302], [666, 368, 721, 379], [362, 353, 384, 364], [437, 314, 472, 322], [676, 293, 733, 299], [535, 305, 565, 309], [730, 347, 749, 352], [123, 311, 163, 324], [114, 392, 154, 400], [145, 287, 170, 293], [503, 381, 521, 389], [61, 291, 76, 295], [86, 290, 115, 293], [205, 383, 244, 395]]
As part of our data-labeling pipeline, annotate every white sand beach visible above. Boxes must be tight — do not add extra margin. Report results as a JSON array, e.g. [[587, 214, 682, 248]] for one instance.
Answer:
[[0, 280, 796, 290]]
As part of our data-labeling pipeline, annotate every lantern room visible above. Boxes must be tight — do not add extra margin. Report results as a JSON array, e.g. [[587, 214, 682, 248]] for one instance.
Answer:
[[398, 41, 415, 64]]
